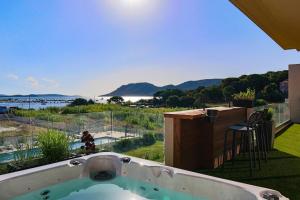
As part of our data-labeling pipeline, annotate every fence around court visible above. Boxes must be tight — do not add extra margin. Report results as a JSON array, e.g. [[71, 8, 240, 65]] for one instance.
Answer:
[[0, 111, 164, 163]]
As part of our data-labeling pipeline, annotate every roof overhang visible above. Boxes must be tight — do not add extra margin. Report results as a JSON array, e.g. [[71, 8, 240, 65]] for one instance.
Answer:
[[230, 0, 300, 51]]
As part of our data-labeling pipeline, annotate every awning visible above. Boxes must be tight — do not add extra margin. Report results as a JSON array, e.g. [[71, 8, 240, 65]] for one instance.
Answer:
[[230, 0, 300, 51]]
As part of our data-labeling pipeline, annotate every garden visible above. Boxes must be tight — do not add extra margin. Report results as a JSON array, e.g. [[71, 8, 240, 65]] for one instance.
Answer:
[[0, 128, 164, 175]]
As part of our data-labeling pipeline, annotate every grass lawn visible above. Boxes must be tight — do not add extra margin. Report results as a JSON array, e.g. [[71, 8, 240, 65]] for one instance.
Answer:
[[121, 125, 300, 199], [274, 124, 300, 157], [124, 141, 164, 163], [198, 124, 300, 200], [198, 150, 300, 200]]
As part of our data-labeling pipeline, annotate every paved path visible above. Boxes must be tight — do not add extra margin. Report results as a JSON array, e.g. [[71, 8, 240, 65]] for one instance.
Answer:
[[92, 131, 136, 139]]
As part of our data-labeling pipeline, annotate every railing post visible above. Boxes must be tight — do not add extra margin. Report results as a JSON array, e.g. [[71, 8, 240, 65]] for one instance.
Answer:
[[110, 110, 113, 136]]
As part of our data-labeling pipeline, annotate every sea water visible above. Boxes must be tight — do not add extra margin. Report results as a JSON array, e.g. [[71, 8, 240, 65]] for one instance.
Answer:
[[13, 176, 208, 200]]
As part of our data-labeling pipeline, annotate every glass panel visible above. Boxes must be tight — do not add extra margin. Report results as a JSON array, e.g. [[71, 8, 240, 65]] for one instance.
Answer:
[[0, 110, 164, 164], [255, 102, 290, 127]]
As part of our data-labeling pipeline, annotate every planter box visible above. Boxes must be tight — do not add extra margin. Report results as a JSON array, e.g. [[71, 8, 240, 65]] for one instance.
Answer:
[[265, 121, 275, 150], [232, 100, 254, 108]]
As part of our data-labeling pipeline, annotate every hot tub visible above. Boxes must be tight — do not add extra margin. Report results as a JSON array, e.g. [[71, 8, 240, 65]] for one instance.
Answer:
[[0, 153, 288, 200]]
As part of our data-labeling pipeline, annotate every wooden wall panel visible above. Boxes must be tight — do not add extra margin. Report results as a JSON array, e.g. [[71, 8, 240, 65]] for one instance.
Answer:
[[165, 107, 247, 170]]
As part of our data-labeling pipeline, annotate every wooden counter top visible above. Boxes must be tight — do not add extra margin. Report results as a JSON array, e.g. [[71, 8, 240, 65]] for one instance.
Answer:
[[164, 107, 243, 120], [164, 109, 206, 120]]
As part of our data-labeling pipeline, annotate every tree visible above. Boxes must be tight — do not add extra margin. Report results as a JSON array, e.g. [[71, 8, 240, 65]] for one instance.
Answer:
[[136, 99, 153, 106], [180, 96, 195, 107], [221, 77, 239, 88], [166, 95, 181, 107], [87, 99, 95, 104], [108, 96, 124, 104], [261, 83, 285, 103], [193, 93, 207, 108], [266, 70, 288, 83], [222, 86, 235, 103], [154, 89, 185, 106], [200, 86, 224, 103], [69, 98, 89, 106]]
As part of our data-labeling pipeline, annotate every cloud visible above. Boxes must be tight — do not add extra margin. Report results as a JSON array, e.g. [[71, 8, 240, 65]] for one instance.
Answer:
[[6, 74, 19, 80], [25, 76, 60, 90], [41, 78, 60, 88], [26, 76, 40, 89]]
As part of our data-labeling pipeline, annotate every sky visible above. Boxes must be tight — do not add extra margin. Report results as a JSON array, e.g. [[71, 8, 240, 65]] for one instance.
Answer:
[[0, 0, 299, 97]]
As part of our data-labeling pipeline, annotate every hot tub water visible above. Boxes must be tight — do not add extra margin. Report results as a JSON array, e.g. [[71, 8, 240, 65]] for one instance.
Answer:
[[13, 176, 208, 200]]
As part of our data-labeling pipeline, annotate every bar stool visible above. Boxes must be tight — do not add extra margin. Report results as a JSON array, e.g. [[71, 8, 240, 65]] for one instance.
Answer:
[[222, 112, 261, 176], [257, 109, 268, 161]]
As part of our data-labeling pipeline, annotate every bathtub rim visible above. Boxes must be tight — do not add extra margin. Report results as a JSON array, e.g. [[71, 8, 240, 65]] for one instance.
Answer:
[[0, 152, 288, 200]]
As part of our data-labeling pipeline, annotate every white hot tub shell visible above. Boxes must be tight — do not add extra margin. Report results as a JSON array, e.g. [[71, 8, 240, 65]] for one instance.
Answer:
[[0, 153, 288, 200]]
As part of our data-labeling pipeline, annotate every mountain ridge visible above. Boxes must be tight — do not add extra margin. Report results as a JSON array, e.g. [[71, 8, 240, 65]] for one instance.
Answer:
[[103, 79, 222, 96], [0, 94, 78, 97]]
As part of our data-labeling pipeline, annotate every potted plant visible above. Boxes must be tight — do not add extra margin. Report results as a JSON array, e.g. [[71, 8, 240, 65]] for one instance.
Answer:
[[232, 89, 256, 119], [232, 88, 255, 108], [263, 108, 275, 150]]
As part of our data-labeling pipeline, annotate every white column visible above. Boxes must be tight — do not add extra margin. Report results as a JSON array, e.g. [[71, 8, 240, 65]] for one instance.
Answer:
[[289, 64, 300, 123], [164, 117, 174, 166]]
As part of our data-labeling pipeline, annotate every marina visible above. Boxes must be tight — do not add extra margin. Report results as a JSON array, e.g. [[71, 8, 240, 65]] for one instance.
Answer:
[[0, 95, 77, 109]]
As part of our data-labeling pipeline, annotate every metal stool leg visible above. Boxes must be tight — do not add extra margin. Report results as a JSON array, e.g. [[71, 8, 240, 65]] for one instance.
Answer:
[[242, 133, 247, 155], [259, 123, 267, 161], [232, 130, 237, 165], [264, 122, 270, 152], [255, 128, 261, 170], [248, 133, 253, 176], [240, 132, 244, 154], [240, 132, 246, 156], [262, 123, 268, 161], [250, 130, 257, 169]]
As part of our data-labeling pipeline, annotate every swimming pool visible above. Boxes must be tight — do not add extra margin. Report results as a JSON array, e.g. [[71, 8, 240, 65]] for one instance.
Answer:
[[70, 137, 116, 150], [0, 137, 116, 163], [0, 153, 288, 200]]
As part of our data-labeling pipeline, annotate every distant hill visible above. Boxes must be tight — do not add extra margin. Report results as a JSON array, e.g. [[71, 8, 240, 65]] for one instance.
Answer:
[[103, 79, 222, 96], [0, 94, 78, 98]]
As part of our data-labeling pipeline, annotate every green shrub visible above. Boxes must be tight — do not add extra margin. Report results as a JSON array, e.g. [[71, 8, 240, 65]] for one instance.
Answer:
[[142, 133, 156, 146], [255, 99, 267, 107], [46, 107, 61, 113], [154, 133, 164, 141], [265, 108, 274, 121], [143, 121, 156, 130], [132, 138, 144, 146], [113, 134, 157, 152], [37, 130, 70, 162], [113, 139, 134, 152], [233, 88, 255, 101]]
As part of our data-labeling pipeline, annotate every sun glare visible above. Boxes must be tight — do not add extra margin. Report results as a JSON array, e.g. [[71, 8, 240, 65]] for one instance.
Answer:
[[121, 0, 148, 8], [102, 0, 164, 24]]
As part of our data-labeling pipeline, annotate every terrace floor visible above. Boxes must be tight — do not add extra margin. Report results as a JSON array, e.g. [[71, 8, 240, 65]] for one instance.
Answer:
[[198, 124, 300, 200]]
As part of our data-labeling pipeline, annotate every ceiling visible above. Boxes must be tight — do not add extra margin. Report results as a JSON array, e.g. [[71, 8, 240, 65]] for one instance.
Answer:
[[230, 0, 300, 51]]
